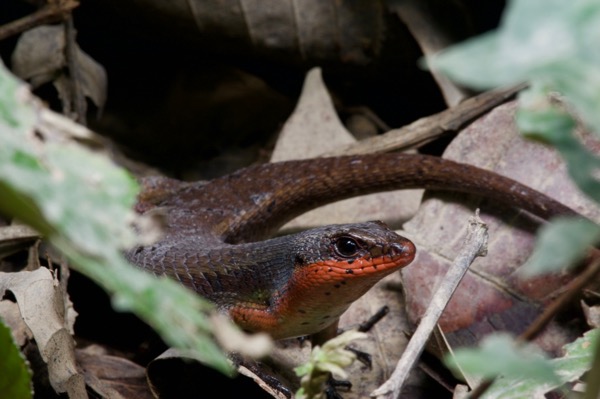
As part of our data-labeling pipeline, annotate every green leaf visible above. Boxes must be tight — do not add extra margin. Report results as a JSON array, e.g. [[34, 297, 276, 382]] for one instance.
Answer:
[[429, 0, 600, 131], [520, 217, 600, 276], [467, 329, 600, 399], [0, 319, 33, 399], [517, 97, 600, 201], [0, 62, 236, 374], [445, 333, 560, 387], [553, 328, 599, 384], [295, 330, 367, 399]]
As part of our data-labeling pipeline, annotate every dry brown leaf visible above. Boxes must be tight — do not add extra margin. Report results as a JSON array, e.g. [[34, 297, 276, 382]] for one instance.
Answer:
[[76, 345, 153, 399], [581, 301, 600, 329], [271, 68, 356, 162], [0, 268, 86, 397], [401, 100, 600, 354], [0, 224, 39, 260], [120, 0, 383, 64], [0, 300, 33, 346]]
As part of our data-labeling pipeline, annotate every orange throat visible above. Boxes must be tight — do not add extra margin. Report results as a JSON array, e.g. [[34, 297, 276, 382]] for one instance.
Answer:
[[228, 251, 415, 340]]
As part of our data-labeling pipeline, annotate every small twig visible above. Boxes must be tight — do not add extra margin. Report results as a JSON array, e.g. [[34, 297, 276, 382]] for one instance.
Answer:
[[371, 212, 488, 399], [522, 254, 600, 341], [0, 1, 79, 41], [468, 252, 600, 399], [326, 84, 525, 157], [357, 305, 390, 333]]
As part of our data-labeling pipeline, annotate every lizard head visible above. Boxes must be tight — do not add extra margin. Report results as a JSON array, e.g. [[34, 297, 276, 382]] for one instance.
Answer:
[[287, 220, 415, 295], [259, 221, 416, 339]]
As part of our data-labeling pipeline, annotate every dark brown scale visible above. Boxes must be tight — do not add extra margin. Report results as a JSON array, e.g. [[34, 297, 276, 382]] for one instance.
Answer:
[[126, 153, 577, 339]]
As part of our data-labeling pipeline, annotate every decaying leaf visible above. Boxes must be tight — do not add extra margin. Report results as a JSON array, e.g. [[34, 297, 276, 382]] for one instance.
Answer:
[[270, 68, 356, 162], [0, 301, 32, 347], [0, 223, 39, 260], [76, 345, 154, 399], [0, 268, 85, 397], [581, 301, 600, 329]]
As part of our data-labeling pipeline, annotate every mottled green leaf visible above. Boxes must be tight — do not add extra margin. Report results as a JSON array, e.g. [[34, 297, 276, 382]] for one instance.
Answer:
[[469, 329, 599, 399], [0, 62, 236, 375], [553, 328, 599, 384], [430, 0, 600, 131], [445, 333, 560, 387], [517, 100, 600, 201], [520, 217, 600, 276]]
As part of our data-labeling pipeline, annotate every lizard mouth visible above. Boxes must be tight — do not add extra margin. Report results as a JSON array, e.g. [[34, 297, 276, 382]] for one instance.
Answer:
[[307, 239, 416, 280]]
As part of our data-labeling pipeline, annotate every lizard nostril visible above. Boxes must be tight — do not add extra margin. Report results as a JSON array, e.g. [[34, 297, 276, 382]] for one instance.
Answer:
[[391, 240, 416, 259]]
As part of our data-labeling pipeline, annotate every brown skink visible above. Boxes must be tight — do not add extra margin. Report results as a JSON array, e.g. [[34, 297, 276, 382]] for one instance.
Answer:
[[126, 154, 576, 340]]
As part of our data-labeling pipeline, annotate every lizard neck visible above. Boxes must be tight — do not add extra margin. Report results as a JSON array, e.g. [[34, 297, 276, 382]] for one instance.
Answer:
[[223, 222, 415, 339]]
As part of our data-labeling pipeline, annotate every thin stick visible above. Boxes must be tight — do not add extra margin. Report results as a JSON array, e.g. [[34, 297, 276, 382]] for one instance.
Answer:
[[371, 212, 488, 399], [326, 84, 525, 156], [0, 1, 79, 41]]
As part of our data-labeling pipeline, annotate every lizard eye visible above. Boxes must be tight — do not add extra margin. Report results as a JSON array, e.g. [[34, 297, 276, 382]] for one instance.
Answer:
[[334, 237, 360, 258]]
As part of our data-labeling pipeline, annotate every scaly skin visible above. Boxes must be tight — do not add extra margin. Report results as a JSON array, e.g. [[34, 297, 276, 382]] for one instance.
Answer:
[[127, 153, 577, 340], [129, 221, 414, 339]]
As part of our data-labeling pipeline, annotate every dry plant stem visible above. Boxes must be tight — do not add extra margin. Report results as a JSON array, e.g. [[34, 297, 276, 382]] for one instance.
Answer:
[[468, 255, 600, 399], [358, 305, 390, 332], [0, 1, 79, 41], [327, 84, 526, 157], [64, 15, 86, 124], [371, 212, 489, 399]]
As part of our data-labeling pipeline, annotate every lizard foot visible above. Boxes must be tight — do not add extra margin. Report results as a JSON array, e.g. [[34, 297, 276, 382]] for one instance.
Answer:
[[345, 346, 372, 369], [325, 377, 352, 399]]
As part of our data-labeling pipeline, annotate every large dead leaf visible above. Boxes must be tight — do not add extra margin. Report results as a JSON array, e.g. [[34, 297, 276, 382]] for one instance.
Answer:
[[76, 345, 153, 399], [401, 100, 600, 354], [102, 0, 384, 65]]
